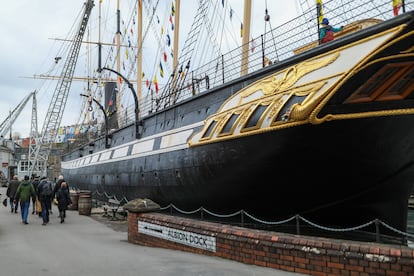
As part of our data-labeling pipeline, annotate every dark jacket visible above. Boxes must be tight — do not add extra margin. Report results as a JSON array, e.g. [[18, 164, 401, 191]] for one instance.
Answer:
[[53, 178, 67, 199], [56, 187, 72, 210], [6, 179, 20, 199], [32, 179, 40, 196], [37, 180, 53, 201], [14, 181, 36, 203]]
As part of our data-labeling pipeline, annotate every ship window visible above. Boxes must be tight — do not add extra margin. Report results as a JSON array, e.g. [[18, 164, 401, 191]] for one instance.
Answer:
[[244, 104, 268, 129], [378, 65, 414, 100], [221, 113, 239, 134], [202, 120, 218, 138], [345, 62, 414, 103]]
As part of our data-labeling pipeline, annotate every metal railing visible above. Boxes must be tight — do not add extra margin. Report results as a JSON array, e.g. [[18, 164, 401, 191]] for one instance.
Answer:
[[88, 187, 414, 246], [160, 203, 414, 246]]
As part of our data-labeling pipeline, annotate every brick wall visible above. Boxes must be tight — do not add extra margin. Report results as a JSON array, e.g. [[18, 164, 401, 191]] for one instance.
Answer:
[[128, 212, 414, 275]]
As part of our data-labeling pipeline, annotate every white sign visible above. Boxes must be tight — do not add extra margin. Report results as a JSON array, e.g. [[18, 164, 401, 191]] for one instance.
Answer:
[[138, 221, 216, 252]]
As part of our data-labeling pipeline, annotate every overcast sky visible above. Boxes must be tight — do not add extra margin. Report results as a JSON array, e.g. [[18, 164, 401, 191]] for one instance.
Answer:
[[0, 0, 299, 138]]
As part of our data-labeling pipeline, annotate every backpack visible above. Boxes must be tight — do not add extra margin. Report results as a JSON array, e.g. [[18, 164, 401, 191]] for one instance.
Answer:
[[40, 181, 52, 197]]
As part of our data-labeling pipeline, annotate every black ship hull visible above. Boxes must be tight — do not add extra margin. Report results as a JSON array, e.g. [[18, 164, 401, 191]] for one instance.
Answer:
[[63, 115, 414, 230], [62, 11, 414, 238]]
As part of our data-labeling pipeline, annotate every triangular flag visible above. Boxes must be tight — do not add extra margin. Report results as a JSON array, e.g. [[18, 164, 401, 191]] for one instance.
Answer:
[[393, 0, 402, 16], [316, 0, 324, 24], [240, 23, 243, 37], [251, 37, 255, 53], [159, 62, 164, 77], [153, 75, 159, 93]]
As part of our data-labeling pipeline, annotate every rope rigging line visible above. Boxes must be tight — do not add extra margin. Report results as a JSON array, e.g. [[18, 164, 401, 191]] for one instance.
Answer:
[[263, 0, 279, 61]]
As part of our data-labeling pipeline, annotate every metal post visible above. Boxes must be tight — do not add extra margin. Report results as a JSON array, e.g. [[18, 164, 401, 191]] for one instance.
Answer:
[[296, 215, 300, 235], [261, 34, 266, 67], [221, 55, 224, 84], [375, 219, 380, 243]]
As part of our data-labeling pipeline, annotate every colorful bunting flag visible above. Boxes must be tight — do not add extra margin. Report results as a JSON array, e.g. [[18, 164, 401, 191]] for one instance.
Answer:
[[240, 23, 243, 37], [153, 75, 159, 93], [316, 0, 324, 24], [159, 62, 164, 77], [166, 34, 171, 46], [393, 0, 402, 16]]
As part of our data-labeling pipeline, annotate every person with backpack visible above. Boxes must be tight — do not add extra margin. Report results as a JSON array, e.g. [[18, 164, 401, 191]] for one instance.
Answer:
[[37, 176, 53, 225], [13, 175, 36, 224], [319, 18, 343, 44]]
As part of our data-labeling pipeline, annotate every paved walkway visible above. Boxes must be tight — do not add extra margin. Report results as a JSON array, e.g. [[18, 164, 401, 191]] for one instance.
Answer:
[[0, 188, 307, 276]]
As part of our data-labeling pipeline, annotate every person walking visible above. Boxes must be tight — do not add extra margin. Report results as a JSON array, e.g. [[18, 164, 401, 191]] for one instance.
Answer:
[[13, 175, 36, 224], [31, 175, 41, 215], [6, 175, 20, 213], [319, 18, 343, 44], [56, 181, 72, 223], [37, 176, 53, 225], [53, 174, 69, 218], [53, 175, 67, 199]]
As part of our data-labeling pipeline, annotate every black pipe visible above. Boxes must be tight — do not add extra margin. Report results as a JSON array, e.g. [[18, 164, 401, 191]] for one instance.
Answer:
[[80, 93, 110, 148], [97, 67, 141, 139]]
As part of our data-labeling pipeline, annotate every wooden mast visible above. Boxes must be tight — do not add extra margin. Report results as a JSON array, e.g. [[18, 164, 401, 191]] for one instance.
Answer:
[[137, 0, 143, 117], [116, 0, 121, 127], [171, 0, 180, 104], [240, 0, 251, 76], [173, 0, 180, 81]]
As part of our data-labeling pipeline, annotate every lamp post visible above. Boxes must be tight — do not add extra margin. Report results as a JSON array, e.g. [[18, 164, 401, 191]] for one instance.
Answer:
[[80, 94, 111, 149], [98, 66, 141, 139]]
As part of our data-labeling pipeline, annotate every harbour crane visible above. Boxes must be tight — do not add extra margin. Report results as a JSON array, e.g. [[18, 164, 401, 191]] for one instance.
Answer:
[[28, 0, 95, 177], [0, 91, 35, 139]]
